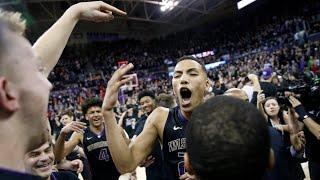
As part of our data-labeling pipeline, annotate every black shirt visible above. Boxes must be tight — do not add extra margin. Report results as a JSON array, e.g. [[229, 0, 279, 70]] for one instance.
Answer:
[[0, 168, 41, 180], [260, 82, 278, 98], [52, 171, 79, 180], [122, 113, 138, 138], [83, 128, 120, 180], [304, 112, 320, 163], [267, 117, 305, 180], [265, 127, 291, 180]]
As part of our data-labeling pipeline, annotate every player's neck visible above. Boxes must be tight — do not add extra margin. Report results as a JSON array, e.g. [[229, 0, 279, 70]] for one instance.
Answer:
[[180, 110, 191, 120], [44, 175, 51, 180], [90, 124, 104, 134]]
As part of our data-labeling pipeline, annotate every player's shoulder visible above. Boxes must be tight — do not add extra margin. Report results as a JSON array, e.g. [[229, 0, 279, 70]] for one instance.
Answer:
[[154, 106, 170, 114], [145, 107, 170, 126], [150, 107, 169, 119]]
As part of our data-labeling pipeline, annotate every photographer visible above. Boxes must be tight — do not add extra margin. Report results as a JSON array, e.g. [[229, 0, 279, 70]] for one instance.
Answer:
[[257, 95, 306, 180]]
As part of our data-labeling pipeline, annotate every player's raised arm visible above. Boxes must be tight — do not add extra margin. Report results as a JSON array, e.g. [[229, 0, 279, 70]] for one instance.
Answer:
[[33, 1, 126, 77], [102, 63, 158, 173], [54, 121, 86, 161]]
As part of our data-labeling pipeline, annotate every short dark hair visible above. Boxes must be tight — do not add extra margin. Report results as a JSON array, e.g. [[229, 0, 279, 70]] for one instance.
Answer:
[[61, 110, 73, 118], [81, 98, 103, 115], [187, 96, 270, 180], [156, 93, 176, 108], [176, 56, 206, 74], [137, 90, 155, 102]]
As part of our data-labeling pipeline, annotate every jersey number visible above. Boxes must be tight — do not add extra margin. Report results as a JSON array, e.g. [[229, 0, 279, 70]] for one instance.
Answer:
[[99, 148, 110, 162], [178, 152, 186, 176]]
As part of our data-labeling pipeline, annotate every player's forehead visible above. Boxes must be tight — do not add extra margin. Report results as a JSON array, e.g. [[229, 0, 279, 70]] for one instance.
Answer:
[[61, 115, 71, 119], [140, 96, 152, 102], [87, 106, 102, 112], [174, 59, 203, 72], [29, 142, 51, 154]]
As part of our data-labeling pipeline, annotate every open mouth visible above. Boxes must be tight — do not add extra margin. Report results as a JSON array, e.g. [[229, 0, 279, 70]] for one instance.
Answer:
[[92, 117, 102, 124], [180, 87, 192, 106]]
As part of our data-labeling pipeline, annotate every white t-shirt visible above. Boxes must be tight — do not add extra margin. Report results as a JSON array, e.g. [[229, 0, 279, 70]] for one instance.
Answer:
[[242, 85, 254, 102]]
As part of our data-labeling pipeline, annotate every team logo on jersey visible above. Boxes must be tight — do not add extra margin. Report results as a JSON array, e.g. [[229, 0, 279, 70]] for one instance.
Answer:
[[168, 138, 186, 152], [173, 126, 183, 130]]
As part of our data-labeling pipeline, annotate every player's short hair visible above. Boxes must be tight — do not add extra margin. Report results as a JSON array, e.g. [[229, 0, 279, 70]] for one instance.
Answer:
[[187, 96, 270, 180], [176, 56, 207, 74], [61, 110, 74, 118], [0, 10, 26, 75], [0, 9, 26, 35], [137, 90, 155, 102], [156, 93, 176, 108], [81, 98, 103, 115]]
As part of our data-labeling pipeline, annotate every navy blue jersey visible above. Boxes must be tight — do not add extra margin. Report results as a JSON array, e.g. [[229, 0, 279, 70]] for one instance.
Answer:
[[162, 106, 188, 180], [51, 171, 78, 180], [83, 128, 120, 180], [122, 114, 138, 138]]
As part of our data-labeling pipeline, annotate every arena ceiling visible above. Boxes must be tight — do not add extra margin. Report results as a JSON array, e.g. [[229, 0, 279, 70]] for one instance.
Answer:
[[1, 0, 237, 39]]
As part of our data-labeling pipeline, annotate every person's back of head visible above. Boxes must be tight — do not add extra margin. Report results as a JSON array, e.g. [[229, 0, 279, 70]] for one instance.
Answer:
[[186, 96, 270, 180], [156, 93, 176, 108], [224, 88, 249, 102]]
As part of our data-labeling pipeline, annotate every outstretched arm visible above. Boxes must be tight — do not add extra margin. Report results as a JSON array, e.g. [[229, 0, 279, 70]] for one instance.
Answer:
[[54, 121, 86, 161], [257, 91, 267, 121], [102, 64, 158, 173], [33, 1, 126, 77], [289, 96, 320, 140]]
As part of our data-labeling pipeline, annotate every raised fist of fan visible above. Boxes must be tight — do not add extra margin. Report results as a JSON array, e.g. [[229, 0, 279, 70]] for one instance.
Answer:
[[257, 91, 266, 104], [103, 63, 134, 114], [60, 121, 87, 135]]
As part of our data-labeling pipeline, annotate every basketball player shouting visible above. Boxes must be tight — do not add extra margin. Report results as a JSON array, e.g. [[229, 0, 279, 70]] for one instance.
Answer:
[[102, 56, 211, 179]]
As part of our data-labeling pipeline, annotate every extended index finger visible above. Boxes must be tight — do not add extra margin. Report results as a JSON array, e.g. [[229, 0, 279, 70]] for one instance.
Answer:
[[99, 2, 127, 15], [117, 63, 134, 77]]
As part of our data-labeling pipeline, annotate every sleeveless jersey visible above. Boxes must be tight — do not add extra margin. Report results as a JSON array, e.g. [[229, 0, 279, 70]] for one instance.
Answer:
[[83, 128, 120, 180], [162, 106, 188, 179]]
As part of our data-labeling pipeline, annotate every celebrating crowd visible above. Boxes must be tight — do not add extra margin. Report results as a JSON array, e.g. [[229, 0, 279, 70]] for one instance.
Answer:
[[0, 1, 320, 180]]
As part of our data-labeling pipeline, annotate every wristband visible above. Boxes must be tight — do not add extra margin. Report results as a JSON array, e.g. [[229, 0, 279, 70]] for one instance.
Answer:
[[294, 105, 308, 122]]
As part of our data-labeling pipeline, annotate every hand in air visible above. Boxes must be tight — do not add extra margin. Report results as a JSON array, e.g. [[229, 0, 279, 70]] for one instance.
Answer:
[[71, 1, 126, 23], [102, 63, 134, 115]]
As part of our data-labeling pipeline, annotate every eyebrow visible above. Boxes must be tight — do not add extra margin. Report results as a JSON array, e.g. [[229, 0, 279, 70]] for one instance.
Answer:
[[174, 68, 200, 73]]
